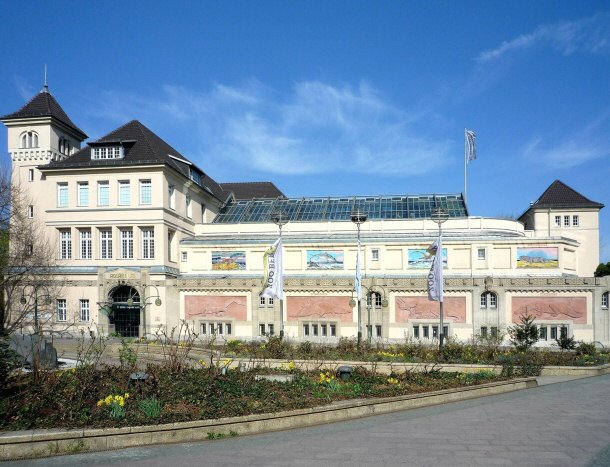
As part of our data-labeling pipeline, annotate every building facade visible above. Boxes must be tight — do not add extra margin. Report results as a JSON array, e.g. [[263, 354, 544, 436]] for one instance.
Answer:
[[3, 86, 609, 345]]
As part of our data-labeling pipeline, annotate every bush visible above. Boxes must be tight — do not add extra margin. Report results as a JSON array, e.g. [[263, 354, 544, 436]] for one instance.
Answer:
[[508, 314, 539, 351], [575, 342, 596, 356], [555, 334, 576, 351]]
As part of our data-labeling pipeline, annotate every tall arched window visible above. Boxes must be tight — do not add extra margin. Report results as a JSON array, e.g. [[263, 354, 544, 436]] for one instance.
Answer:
[[480, 292, 498, 309], [20, 131, 39, 149]]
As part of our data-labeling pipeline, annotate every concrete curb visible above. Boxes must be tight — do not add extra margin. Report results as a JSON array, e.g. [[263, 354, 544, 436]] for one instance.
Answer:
[[0, 377, 537, 461]]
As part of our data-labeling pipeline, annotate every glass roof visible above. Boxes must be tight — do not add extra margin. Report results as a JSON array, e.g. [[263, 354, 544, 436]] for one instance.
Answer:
[[213, 194, 468, 223]]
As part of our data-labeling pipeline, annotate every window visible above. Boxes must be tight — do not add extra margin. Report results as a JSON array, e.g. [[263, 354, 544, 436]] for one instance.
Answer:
[[477, 248, 486, 260], [181, 251, 188, 262], [374, 293, 382, 309], [481, 292, 497, 309], [572, 215, 579, 227], [413, 325, 420, 338], [27, 205, 33, 218], [268, 298, 274, 307], [564, 215, 570, 227], [57, 183, 68, 207], [20, 131, 39, 148], [28, 169, 34, 182], [59, 229, 71, 259], [226, 323, 232, 335], [80, 229, 92, 259], [259, 296, 266, 307], [560, 326, 568, 339], [200, 323, 206, 335], [259, 324, 266, 336], [100, 229, 112, 259], [550, 326, 558, 340], [268, 324, 274, 335], [321, 324, 327, 337], [98, 181, 109, 206], [539, 326, 547, 340], [490, 327, 498, 338], [92, 146, 122, 159], [139, 180, 152, 205], [602, 292, 608, 309], [330, 324, 336, 337], [303, 324, 309, 336], [554, 215, 561, 227], [480, 326, 488, 338], [169, 185, 175, 210], [312, 324, 318, 336], [168, 230, 175, 262], [77, 182, 89, 207], [217, 323, 224, 335], [186, 195, 192, 218], [142, 228, 154, 259], [57, 299, 67, 322], [59, 137, 71, 156], [422, 325, 429, 338], [190, 168, 202, 185], [80, 299, 90, 322], [118, 181, 130, 206], [480, 294, 487, 308], [210, 323, 215, 334], [432, 326, 438, 338], [371, 249, 379, 261], [120, 229, 134, 259], [375, 325, 382, 337]]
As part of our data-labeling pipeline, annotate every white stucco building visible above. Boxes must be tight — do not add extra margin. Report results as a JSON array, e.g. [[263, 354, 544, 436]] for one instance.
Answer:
[[3, 85, 609, 345]]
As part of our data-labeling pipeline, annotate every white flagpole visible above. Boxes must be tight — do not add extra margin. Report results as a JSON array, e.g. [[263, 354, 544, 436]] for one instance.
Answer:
[[464, 128, 468, 207]]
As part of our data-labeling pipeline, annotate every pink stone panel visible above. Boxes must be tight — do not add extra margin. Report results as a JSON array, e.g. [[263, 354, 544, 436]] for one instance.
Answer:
[[287, 296, 354, 323], [511, 297, 586, 324], [185, 296, 247, 321], [395, 296, 466, 323]]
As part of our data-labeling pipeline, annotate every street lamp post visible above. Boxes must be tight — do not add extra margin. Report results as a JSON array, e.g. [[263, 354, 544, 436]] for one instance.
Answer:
[[350, 207, 367, 349], [430, 206, 449, 351], [271, 210, 288, 340]]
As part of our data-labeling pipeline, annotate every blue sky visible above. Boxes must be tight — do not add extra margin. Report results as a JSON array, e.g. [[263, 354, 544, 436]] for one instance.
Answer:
[[1, 1, 609, 262]]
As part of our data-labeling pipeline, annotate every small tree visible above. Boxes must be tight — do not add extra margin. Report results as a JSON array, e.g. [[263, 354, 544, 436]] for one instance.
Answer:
[[594, 262, 610, 277], [508, 314, 539, 351]]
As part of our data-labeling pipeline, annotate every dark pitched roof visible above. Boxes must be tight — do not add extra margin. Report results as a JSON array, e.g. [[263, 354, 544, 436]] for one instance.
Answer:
[[42, 120, 225, 200], [530, 180, 604, 209], [219, 182, 285, 200], [1, 87, 87, 139]]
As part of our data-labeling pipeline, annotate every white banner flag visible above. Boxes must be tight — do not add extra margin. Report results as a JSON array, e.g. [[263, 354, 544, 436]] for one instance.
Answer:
[[262, 237, 283, 300], [465, 129, 476, 163], [356, 239, 362, 300], [427, 237, 444, 302]]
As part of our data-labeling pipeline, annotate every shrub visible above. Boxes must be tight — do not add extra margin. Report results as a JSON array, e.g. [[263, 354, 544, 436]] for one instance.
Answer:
[[508, 314, 539, 351], [555, 334, 576, 351], [575, 342, 596, 356]]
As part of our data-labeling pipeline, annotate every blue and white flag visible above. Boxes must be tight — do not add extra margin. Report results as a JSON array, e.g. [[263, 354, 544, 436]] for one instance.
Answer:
[[465, 129, 476, 163], [355, 239, 362, 300], [427, 237, 443, 302], [262, 237, 283, 300]]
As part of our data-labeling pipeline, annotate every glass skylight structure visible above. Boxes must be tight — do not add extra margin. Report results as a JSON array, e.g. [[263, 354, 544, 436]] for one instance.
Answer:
[[213, 194, 467, 223]]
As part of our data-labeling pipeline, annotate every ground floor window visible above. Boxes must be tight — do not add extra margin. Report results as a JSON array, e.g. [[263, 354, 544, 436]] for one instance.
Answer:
[[539, 324, 569, 340], [413, 324, 448, 340], [200, 321, 232, 336], [303, 322, 336, 338], [480, 326, 498, 338]]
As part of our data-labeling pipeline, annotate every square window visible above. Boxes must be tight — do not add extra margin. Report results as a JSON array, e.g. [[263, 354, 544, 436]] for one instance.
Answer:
[[371, 249, 379, 261], [477, 248, 486, 260]]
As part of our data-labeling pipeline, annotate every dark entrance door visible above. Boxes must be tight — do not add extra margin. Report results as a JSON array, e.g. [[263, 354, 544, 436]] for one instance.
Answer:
[[109, 286, 141, 338]]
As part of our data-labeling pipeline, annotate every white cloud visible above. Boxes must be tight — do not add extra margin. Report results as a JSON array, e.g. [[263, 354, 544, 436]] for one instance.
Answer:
[[86, 80, 452, 177], [477, 13, 610, 63]]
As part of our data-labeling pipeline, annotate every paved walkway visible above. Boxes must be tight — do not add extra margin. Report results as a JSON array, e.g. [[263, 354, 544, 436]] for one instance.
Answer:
[[5, 375, 610, 466]]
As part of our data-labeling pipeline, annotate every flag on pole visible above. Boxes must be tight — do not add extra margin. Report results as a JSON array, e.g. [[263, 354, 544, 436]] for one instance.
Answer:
[[465, 129, 476, 163], [427, 237, 444, 302], [262, 237, 283, 300], [355, 239, 362, 300]]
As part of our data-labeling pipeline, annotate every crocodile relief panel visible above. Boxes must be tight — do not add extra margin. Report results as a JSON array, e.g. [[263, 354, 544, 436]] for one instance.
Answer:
[[185, 295, 247, 321], [287, 296, 354, 322], [395, 296, 466, 323], [511, 297, 586, 324]]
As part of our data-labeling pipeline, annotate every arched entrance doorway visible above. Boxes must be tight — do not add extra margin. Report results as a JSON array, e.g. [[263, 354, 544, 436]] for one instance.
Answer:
[[109, 286, 141, 338]]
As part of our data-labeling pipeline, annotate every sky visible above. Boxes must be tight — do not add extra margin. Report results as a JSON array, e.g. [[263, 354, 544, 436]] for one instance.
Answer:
[[1, 0, 609, 262]]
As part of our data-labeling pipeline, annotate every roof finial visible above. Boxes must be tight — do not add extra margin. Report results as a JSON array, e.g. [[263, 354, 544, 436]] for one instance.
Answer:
[[42, 64, 49, 93]]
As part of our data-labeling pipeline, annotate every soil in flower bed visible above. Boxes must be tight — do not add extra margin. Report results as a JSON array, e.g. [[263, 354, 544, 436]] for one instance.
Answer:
[[0, 365, 503, 431]]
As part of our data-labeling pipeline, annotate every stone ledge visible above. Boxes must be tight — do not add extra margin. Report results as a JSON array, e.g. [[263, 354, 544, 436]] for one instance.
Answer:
[[0, 377, 536, 460]]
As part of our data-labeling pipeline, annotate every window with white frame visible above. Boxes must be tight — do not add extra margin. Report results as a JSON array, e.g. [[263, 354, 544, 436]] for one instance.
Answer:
[[80, 299, 90, 321], [139, 180, 152, 205], [100, 229, 112, 259], [120, 228, 134, 259], [186, 195, 192, 218], [98, 181, 109, 206], [302, 322, 337, 338], [602, 292, 608, 309], [413, 324, 448, 339], [572, 215, 579, 227], [168, 185, 175, 210], [142, 228, 154, 259], [59, 229, 71, 259], [268, 298, 274, 307], [371, 249, 379, 261], [27, 205, 33, 218], [92, 146, 122, 159], [57, 299, 67, 322], [80, 229, 92, 259], [57, 183, 68, 207], [480, 292, 497, 309], [59, 137, 71, 156], [28, 169, 34, 182], [20, 131, 39, 148], [554, 215, 561, 227], [118, 181, 130, 206], [181, 251, 188, 262], [259, 323, 266, 336], [268, 324, 275, 335], [477, 248, 486, 260], [564, 215, 570, 227], [77, 182, 89, 207], [539, 326, 547, 340], [259, 296, 266, 307]]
